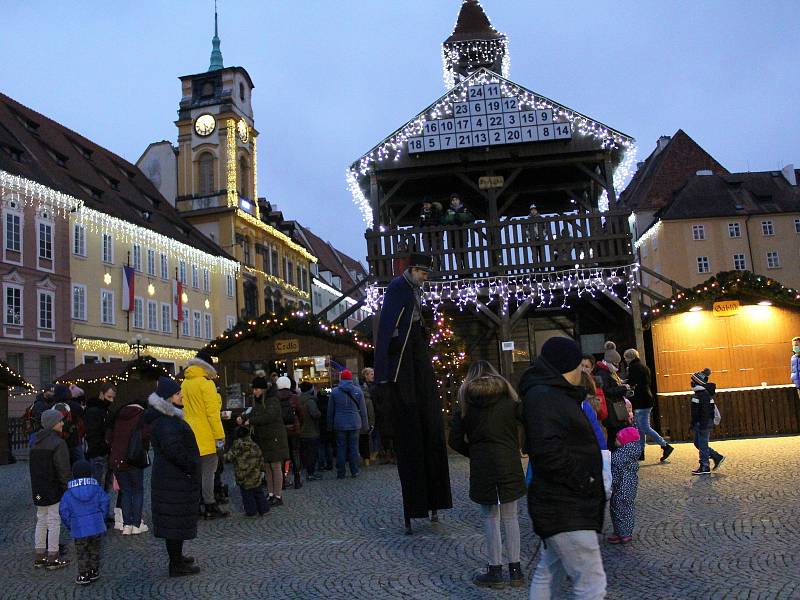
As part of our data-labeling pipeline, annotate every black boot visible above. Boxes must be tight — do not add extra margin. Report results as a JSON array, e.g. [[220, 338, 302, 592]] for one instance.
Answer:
[[508, 562, 525, 588], [203, 503, 229, 519], [473, 565, 505, 589], [404, 518, 413, 536], [661, 444, 674, 462], [169, 561, 201, 577]]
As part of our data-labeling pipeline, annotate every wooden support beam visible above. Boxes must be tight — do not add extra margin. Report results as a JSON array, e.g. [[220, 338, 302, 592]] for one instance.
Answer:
[[603, 156, 618, 205], [603, 290, 631, 315], [588, 299, 617, 323], [475, 301, 501, 327], [378, 178, 405, 209], [456, 172, 487, 197], [544, 315, 574, 338], [630, 289, 645, 359], [498, 192, 521, 216], [509, 299, 532, 328], [576, 163, 607, 188]]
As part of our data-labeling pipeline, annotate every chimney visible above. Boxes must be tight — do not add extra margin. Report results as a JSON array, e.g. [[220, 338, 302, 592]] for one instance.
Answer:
[[696, 170, 713, 176], [781, 164, 797, 186], [656, 135, 671, 153]]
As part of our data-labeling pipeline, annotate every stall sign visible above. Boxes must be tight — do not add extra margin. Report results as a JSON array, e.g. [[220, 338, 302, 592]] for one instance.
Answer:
[[275, 339, 300, 354], [713, 300, 740, 317]]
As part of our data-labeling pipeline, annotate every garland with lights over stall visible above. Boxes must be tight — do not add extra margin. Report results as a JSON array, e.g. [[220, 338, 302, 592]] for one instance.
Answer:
[[1, 360, 33, 465], [643, 271, 800, 441]]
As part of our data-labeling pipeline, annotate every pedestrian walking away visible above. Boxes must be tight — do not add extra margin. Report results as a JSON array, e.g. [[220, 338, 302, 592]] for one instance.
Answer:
[[106, 398, 149, 534], [84, 383, 117, 524], [623, 349, 673, 463], [690, 370, 725, 475], [328, 370, 369, 479]]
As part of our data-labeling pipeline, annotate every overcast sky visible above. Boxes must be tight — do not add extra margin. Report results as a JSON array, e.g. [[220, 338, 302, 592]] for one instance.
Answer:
[[1, 1, 798, 262]]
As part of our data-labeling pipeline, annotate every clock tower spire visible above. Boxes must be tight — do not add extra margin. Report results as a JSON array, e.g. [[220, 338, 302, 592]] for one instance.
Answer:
[[208, 0, 224, 72]]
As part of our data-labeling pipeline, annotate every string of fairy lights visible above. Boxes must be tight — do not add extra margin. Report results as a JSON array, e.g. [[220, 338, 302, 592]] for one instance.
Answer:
[[366, 264, 638, 316], [442, 38, 510, 90], [347, 68, 637, 227]]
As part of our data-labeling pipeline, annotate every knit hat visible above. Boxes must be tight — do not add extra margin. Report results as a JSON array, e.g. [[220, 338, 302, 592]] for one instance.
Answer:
[[72, 459, 92, 479], [196, 350, 214, 365], [340, 369, 353, 381], [41, 408, 63, 430], [156, 376, 181, 400], [69, 384, 84, 398], [691, 371, 709, 387], [235, 426, 251, 440], [52, 383, 70, 402], [616, 426, 641, 447], [603, 341, 621, 365], [251, 376, 269, 390], [276, 376, 291, 390], [408, 253, 433, 272], [540, 337, 583, 374]]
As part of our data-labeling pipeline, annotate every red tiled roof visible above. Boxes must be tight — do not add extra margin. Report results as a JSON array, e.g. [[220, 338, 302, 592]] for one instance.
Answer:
[[618, 129, 728, 212], [445, 0, 503, 44], [0, 93, 232, 259]]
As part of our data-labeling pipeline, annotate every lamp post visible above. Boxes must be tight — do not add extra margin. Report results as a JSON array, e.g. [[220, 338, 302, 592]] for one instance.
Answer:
[[129, 334, 149, 360]]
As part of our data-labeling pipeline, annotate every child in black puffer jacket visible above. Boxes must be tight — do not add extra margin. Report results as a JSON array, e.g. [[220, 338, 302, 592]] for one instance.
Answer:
[[690, 371, 725, 475]]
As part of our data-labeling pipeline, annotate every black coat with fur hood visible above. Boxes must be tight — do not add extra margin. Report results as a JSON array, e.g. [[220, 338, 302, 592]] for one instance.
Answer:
[[144, 393, 201, 541]]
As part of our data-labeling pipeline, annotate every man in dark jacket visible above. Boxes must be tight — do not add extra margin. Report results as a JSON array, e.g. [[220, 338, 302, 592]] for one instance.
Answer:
[[690, 371, 724, 475], [623, 349, 673, 463], [375, 252, 452, 534], [519, 337, 606, 599], [84, 383, 116, 522]]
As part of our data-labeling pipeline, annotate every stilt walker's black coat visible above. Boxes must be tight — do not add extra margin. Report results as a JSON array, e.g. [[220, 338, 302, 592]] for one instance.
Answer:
[[375, 273, 452, 520]]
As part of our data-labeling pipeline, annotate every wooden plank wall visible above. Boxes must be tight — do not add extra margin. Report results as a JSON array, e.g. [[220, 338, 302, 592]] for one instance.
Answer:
[[651, 305, 800, 393], [657, 386, 800, 441]]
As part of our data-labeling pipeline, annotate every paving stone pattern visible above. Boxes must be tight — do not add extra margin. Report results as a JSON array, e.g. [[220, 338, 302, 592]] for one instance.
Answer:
[[1, 437, 798, 599]]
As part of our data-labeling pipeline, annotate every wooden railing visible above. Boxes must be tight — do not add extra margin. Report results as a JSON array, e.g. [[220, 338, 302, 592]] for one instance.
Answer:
[[365, 211, 634, 282]]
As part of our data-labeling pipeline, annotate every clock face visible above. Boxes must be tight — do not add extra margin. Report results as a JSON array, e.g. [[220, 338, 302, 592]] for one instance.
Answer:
[[237, 119, 249, 144], [195, 114, 216, 137]]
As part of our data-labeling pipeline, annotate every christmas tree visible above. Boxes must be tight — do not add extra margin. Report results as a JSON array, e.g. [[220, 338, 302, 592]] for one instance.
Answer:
[[430, 313, 468, 415]]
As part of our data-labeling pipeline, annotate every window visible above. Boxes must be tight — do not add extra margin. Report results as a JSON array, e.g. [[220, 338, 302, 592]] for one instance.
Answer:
[[161, 303, 171, 334], [733, 254, 746, 271], [160, 253, 169, 280], [692, 224, 705, 241], [762, 220, 774, 236], [133, 297, 144, 329], [198, 153, 214, 196], [6, 353, 24, 376], [4, 285, 22, 325], [147, 300, 158, 331], [84, 355, 99, 365], [191, 265, 199, 289], [728, 223, 741, 238], [226, 274, 234, 297], [38, 222, 53, 259], [102, 233, 114, 264], [204, 313, 212, 339], [202, 268, 210, 293], [101, 289, 115, 324], [181, 308, 189, 336], [270, 248, 278, 275], [297, 266, 302, 290], [242, 240, 251, 266], [697, 256, 710, 273], [146, 249, 156, 276], [226, 315, 236, 331], [179, 260, 186, 284], [193, 311, 201, 338], [238, 156, 250, 199], [132, 244, 142, 271], [38, 291, 53, 330], [5, 212, 21, 252], [73, 224, 86, 256], [39, 355, 55, 389], [767, 251, 780, 268], [72, 284, 87, 320]]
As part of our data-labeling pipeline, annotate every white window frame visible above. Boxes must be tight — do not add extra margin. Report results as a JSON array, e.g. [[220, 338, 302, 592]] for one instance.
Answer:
[[733, 254, 746, 271], [72, 223, 87, 257], [147, 299, 158, 331], [181, 307, 190, 336], [100, 289, 115, 325], [226, 273, 234, 297], [4, 210, 22, 254], [102, 233, 114, 264], [38, 290, 54, 330], [160, 253, 169, 280], [37, 219, 53, 260], [202, 268, 210, 293], [4, 283, 23, 325], [204, 313, 212, 339], [133, 296, 144, 329], [146, 249, 156, 276], [72, 284, 87, 321], [132, 243, 142, 271], [761, 220, 774, 236], [191, 265, 199, 289], [160, 302, 172, 334], [728, 222, 741, 238], [697, 256, 710, 273], [691, 224, 705, 241], [226, 315, 236, 331], [767, 251, 780, 269], [179, 260, 186, 284], [193, 310, 202, 338]]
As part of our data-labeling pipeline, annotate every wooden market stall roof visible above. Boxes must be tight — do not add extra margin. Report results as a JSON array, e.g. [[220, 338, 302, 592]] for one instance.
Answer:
[[56, 357, 173, 386], [0, 360, 32, 389]]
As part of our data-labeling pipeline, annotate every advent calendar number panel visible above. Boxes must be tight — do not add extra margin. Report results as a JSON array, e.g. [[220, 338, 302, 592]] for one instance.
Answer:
[[407, 84, 572, 154]]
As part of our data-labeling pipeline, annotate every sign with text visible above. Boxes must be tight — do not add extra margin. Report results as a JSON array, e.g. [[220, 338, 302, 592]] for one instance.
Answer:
[[407, 83, 571, 155], [274, 339, 300, 354], [712, 300, 740, 317], [479, 176, 505, 190]]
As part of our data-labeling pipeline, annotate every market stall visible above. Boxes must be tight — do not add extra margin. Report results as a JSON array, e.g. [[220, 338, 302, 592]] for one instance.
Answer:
[[1, 360, 33, 465]]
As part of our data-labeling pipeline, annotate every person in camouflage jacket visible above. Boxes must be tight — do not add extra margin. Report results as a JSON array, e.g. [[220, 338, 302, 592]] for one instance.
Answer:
[[224, 427, 269, 516]]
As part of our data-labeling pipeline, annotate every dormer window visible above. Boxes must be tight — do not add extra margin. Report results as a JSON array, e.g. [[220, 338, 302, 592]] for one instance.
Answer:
[[25, 119, 40, 132]]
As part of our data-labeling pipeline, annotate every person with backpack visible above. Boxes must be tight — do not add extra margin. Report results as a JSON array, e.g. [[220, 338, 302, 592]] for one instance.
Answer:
[[276, 376, 304, 490], [106, 399, 149, 534], [84, 384, 116, 525], [449, 361, 526, 590], [224, 426, 270, 517], [594, 341, 633, 449], [327, 370, 369, 479], [50, 384, 85, 465], [690, 370, 725, 475], [623, 348, 674, 463]]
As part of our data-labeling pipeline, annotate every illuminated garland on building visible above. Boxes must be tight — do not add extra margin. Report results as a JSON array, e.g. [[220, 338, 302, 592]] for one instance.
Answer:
[[644, 270, 800, 319], [251, 130, 259, 219], [74, 337, 199, 363], [242, 264, 311, 299], [347, 69, 636, 227], [366, 264, 638, 316], [227, 119, 238, 208], [0, 359, 33, 390], [1, 169, 80, 216], [55, 357, 175, 387], [235, 209, 317, 263], [205, 312, 372, 354], [442, 38, 510, 90], [634, 219, 662, 250]]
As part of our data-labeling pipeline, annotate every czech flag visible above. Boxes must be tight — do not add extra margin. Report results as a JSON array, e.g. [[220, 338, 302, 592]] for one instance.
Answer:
[[122, 266, 135, 312], [172, 279, 183, 321]]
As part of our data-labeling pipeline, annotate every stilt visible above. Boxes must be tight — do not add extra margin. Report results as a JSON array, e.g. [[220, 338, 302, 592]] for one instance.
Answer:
[[430, 510, 439, 523], [404, 517, 413, 535]]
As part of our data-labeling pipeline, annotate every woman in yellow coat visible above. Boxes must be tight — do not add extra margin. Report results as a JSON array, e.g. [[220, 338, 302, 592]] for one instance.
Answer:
[[181, 351, 227, 519]]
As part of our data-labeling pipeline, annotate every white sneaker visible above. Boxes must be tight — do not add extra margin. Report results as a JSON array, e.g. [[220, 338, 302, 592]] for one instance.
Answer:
[[122, 525, 133, 535], [114, 508, 123, 531], [132, 523, 148, 534]]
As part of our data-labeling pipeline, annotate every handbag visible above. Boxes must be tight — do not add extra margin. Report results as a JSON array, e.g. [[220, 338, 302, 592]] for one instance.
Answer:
[[713, 404, 722, 426], [124, 415, 150, 468], [607, 398, 629, 428]]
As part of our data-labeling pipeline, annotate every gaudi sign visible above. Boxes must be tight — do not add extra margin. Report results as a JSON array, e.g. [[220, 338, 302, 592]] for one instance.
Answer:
[[274, 339, 300, 354], [712, 300, 740, 317]]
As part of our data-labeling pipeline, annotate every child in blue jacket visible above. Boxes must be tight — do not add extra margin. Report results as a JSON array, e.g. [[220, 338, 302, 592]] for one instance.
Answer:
[[59, 459, 109, 585]]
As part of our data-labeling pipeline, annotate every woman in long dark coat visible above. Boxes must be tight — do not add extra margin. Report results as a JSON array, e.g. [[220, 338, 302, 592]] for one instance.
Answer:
[[145, 377, 201, 577]]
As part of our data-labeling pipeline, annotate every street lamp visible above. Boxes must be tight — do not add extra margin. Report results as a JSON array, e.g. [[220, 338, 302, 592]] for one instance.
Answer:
[[129, 334, 150, 360]]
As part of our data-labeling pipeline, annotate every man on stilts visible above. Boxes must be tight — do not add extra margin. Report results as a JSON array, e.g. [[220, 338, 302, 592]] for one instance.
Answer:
[[375, 253, 453, 535]]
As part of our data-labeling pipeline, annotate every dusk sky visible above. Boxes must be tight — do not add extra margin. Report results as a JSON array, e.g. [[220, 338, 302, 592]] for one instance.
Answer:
[[2, 1, 797, 262]]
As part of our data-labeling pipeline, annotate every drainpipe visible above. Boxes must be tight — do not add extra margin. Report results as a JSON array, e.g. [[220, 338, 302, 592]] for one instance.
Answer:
[[744, 215, 754, 271]]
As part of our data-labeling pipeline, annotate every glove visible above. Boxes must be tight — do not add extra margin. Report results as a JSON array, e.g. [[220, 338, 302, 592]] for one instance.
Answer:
[[215, 440, 225, 450]]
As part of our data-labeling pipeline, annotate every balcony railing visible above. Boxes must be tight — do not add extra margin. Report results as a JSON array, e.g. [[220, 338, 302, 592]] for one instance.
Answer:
[[365, 210, 634, 283]]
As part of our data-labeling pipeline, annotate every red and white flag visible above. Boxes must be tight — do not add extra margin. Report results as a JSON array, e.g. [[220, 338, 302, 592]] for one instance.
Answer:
[[172, 279, 184, 321], [122, 266, 135, 312]]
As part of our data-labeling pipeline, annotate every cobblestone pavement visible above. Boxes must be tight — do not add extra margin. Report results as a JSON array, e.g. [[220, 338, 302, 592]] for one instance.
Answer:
[[2, 436, 799, 599]]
